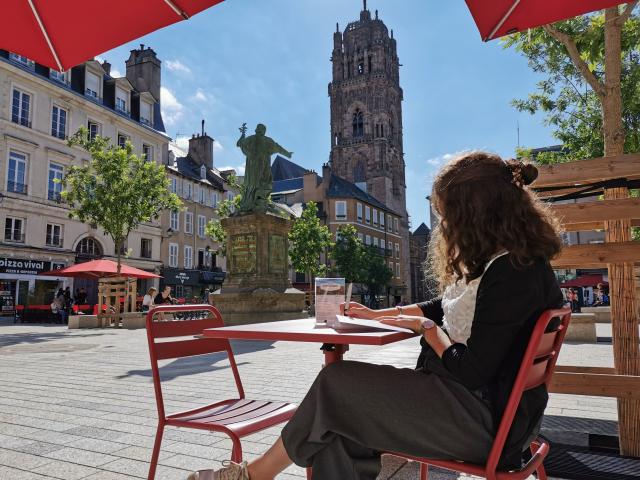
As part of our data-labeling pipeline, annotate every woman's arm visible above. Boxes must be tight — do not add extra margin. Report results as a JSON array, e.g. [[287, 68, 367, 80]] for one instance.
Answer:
[[343, 298, 444, 324]]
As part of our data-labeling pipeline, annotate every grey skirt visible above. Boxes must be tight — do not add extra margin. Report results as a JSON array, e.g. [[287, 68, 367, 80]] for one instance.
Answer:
[[281, 360, 494, 480]]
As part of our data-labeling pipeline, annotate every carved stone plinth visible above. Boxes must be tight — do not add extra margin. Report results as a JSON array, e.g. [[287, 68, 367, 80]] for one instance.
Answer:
[[212, 212, 305, 324]]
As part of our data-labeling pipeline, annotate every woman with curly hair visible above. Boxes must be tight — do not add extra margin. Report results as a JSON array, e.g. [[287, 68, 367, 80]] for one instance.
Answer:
[[188, 151, 564, 480]]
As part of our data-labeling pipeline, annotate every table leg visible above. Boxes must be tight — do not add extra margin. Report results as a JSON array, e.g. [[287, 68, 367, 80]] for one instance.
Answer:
[[321, 343, 349, 366]]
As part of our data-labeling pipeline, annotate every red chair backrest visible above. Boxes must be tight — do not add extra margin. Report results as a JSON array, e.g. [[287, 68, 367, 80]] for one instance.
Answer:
[[145, 304, 245, 419], [485, 307, 571, 473]]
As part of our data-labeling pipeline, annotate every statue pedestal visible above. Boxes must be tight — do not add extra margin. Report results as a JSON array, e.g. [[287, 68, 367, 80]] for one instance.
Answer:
[[212, 213, 306, 324]]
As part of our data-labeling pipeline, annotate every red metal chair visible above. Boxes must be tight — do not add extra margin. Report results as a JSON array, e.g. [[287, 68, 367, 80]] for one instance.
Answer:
[[392, 307, 571, 480], [145, 304, 297, 480]]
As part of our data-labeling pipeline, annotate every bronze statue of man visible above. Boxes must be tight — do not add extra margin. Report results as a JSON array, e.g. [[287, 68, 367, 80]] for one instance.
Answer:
[[236, 123, 292, 214]]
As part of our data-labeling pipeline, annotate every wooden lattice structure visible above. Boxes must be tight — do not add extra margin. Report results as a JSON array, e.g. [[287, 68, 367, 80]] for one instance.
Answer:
[[97, 276, 137, 327], [533, 153, 640, 456]]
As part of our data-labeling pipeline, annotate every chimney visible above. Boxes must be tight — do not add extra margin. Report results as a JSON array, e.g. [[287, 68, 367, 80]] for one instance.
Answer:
[[188, 130, 215, 170], [125, 44, 161, 102], [101, 61, 111, 76]]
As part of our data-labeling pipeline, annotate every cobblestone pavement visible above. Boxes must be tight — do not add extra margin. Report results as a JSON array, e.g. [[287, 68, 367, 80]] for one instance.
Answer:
[[0, 319, 615, 480]]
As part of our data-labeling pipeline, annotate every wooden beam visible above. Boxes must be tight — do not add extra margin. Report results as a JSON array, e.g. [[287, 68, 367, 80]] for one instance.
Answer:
[[561, 219, 640, 231], [533, 153, 640, 188], [551, 242, 640, 268], [549, 371, 640, 399], [555, 365, 616, 375], [551, 197, 640, 224]]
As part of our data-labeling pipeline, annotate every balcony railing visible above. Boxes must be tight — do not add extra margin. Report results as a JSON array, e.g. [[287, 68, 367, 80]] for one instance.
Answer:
[[52, 131, 66, 140], [12, 117, 31, 128], [7, 181, 27, 194], [46, 238, 63, 248], [47, 191, 62, 202], [4, 233, 25, 243]]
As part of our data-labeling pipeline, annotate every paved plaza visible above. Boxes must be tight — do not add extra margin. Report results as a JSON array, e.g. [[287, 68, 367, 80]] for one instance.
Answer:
[[0, 318, 617, 480]]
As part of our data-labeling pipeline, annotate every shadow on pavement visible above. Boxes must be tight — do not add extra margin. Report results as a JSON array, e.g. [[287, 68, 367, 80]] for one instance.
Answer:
[[118, 340, 277, 381], [0, 327, 110, 349]]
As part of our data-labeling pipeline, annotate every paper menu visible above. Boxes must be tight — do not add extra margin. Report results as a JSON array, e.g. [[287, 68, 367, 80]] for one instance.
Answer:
[[335, 315, 414, 333], [315, 278, 346, 327]]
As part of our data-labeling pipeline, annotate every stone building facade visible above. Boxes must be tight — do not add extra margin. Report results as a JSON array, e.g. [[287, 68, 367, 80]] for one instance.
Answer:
[[160, 132, 236, 300], [0, 47, 168, 312], [328, 3, 411, 300], [409, 222, 432, 303]]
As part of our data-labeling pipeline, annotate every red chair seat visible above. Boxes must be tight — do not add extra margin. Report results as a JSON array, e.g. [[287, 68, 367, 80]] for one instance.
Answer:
[[168, 399, 297, 436], [145, 305, 297, 480]]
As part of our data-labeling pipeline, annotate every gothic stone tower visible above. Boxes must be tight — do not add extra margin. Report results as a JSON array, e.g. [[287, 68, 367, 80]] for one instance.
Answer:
[[329, 2, 411, 298]]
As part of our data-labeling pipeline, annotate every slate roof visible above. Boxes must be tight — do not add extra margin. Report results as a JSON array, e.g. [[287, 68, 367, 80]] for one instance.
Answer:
[[327, 175, 396, 214], [273, 177, 304, 194], [413, 223, 431, 236], [272, 155, 309, 181], [167, 143, 226, 190]]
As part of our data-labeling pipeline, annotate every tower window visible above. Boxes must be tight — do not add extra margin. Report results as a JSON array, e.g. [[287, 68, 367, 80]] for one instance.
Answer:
[[352, 110, 364, 137], [358, 62, 364, 75]]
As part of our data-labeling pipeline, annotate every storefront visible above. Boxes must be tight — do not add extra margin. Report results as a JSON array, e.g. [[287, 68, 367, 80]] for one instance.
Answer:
[[0, 256, 67, 316], [161, 268, 226, 301]]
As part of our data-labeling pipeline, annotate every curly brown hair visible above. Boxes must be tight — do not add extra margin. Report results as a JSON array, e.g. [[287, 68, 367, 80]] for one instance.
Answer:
[[429, 151, 562, 288]]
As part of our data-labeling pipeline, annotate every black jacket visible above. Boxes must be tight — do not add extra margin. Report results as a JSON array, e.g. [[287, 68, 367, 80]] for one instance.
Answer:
[[417, 254, 563, 469]]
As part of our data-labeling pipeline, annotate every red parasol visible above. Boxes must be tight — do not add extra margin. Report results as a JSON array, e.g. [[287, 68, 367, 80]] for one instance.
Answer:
[[2, 0, 225, 71], [465, 0, 633, 41], [40, 259, 160, 279]]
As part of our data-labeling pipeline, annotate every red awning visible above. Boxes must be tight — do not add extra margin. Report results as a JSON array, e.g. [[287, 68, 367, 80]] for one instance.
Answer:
[[560, 274, 608, 288], [465, 0, 632, 41], [2, 0, 225, 71], [40, 259, 160, 279]]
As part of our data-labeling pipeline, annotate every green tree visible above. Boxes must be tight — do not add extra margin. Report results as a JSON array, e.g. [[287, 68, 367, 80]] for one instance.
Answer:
[[288, 202, 333, 301], [331, 225, 365, 283], [63, 128, 182, 273], [505, 5, 639, 162], [361, 246, 393, 308]]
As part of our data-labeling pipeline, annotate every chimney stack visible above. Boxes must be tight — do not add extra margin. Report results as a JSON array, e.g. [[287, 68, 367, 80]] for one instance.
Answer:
[[188, 128, 215, 170]]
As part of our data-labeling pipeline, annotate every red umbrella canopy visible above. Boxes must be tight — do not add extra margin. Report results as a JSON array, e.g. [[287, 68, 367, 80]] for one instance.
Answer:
[[465, 0, 632, 41], [3, 0, 225, 71], [40, 259, 160, 279]]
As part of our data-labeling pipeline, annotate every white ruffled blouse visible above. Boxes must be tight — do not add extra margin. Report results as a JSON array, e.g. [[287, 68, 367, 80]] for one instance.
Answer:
[[441, 252, 509, 345]]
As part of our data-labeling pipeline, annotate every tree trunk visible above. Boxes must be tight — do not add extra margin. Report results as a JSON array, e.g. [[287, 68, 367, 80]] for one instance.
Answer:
[[603, 7, 640, 457], [308, 271, 314, 308]]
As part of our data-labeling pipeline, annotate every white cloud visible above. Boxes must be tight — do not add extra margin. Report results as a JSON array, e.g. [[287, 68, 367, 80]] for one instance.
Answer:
[[161, 87, 184, 126], [192, 89, 208, 102], [426, 152, 457, 167], [213, 140, 224, 151], [110, 68, 123, 78], [166, 59, 191, 74]]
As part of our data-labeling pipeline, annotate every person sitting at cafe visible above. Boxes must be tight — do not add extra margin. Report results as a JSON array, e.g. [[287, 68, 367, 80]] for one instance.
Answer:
[[187, 151, 565, 480], [142, 287, 157, 312]]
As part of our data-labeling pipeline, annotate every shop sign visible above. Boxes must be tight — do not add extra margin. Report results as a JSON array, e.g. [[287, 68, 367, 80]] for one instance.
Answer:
[[0, 257, 65, 275]]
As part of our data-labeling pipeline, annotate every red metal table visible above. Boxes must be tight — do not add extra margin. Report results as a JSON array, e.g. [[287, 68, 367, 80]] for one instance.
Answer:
[[202, 318, 417, 365]]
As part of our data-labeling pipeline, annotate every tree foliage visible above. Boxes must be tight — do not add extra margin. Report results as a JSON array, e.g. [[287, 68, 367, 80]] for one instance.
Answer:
[[331, 224, 393, 307], [288, 202, 333, 294], [504, 6, 640, 163], [63, 128, 182, 272]]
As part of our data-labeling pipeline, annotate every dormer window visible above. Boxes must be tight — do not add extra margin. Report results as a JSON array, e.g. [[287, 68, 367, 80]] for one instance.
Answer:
[[50, 70, 68, 84], [115, 87, 128, 114], [10, 53, 35, 69], [140, 100, 152, 125], [85, 71, 100, 99], [200, 165, 207, 180]]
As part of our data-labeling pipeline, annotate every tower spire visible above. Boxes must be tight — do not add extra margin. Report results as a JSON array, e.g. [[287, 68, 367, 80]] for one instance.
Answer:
[[363, 0, 367, 11]]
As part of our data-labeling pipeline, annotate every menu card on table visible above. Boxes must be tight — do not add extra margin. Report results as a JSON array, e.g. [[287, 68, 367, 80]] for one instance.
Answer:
[[315, 278, 348, 327]]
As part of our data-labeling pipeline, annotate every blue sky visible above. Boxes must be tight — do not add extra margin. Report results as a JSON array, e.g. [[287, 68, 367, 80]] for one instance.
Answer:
[[99, 0, 556, 229]]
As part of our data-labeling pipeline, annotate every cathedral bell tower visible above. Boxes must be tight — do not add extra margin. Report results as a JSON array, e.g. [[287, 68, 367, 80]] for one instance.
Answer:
[[328, 1, 405, 216]]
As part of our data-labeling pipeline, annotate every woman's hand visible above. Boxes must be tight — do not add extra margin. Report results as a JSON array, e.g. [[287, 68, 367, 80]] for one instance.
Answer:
[[341, 302, 377, 319], [378, 315, 423, 333]]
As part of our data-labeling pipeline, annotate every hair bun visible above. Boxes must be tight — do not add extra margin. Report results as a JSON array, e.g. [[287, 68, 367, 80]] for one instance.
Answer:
[[520, 163, 538, 185]]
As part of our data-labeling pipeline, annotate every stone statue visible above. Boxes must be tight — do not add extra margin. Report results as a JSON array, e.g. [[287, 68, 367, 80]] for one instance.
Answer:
[[236, 123, 293, 214]]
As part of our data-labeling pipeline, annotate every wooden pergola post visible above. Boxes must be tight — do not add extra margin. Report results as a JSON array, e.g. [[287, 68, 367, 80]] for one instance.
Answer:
[[535, 153, 640, 456]]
